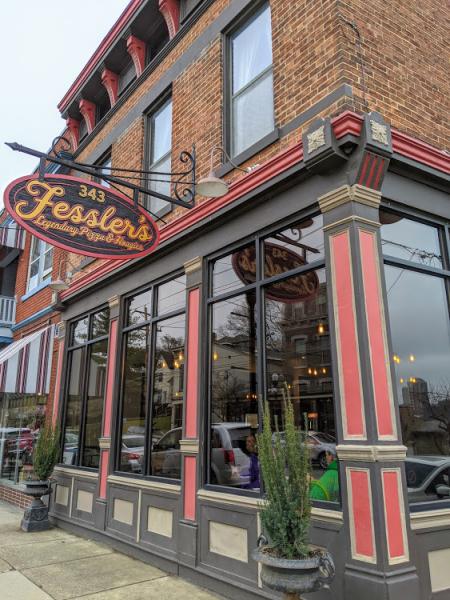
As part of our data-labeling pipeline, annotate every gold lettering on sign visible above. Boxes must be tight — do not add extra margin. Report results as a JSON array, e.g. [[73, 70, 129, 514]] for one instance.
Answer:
[[15, 179, 154, 243], [370, 120, 389, 145], [307, 126, 326, 153]]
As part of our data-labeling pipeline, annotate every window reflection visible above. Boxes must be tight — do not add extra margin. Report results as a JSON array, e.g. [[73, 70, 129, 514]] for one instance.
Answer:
[[210, 292, 258, 489], [264, 215, 324, 275], [212, 243, 255, 296], [120, 327, 149, 472], [380, 210, 443, 268], [62, 349, 84, 465], [157, 275, 186, 315], [151, 314, 185, 479], [385, 265, 450, 503], [82, 340, 108, 468]]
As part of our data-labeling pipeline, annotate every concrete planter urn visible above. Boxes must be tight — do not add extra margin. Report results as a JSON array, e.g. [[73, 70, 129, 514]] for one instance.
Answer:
[[252, 540, 335, 598], [21, 480, 52, 532]]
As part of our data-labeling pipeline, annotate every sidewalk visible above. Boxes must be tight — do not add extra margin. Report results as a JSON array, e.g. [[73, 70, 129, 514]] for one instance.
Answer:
[[0, 501, 224, 600]]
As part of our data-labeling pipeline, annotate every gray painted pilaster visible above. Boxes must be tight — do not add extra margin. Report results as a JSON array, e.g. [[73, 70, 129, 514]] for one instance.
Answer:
[[320, 184, 420, 600]]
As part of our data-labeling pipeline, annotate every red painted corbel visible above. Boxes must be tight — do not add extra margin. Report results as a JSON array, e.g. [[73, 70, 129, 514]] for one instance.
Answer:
[[126, 35, 147, 77], [159, 0, 180, 39], [101, 68, 119, 107], [79, 99, 96, 134], [65, 117, 80, 150]]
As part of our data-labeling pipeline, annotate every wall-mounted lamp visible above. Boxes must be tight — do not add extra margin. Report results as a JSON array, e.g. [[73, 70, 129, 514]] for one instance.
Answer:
[[48, 257, 80, 292], [196, 145, 250, 198]]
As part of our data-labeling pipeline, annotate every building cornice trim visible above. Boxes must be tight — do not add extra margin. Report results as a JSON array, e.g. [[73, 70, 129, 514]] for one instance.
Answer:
[[336, 445, 408, 462]]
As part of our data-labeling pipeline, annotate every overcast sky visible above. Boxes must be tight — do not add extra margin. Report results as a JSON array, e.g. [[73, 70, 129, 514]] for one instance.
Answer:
[[0, 1, 130, 208]]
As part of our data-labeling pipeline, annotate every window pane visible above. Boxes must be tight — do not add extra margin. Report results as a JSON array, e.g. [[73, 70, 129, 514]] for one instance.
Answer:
[[72, 318, 88, 345], [264, 215, 325, 278], [128, 290, 152, 326], [119, 327, 149, 472], [212, 243, 255, 296], [150, 314, 185, 479], [380, 211, 443, 269], [149, 154, 171, 214], [264, 269, 338, 502], [384, 266, 450, 504], [91, 308, 110, 339], [232, 71, 274, 156], [157, 275, 186, 315], [232, 5, 272, 93], [152, 100, 172, 163], [43, 247, 53, 274], [210, 292, 258, 489], [30, 237, 41, 262], [62, 349, 84, 465], [81, 340, 108, 468]]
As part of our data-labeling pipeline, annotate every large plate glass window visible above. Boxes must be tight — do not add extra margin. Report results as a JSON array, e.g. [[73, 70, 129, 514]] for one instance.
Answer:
[[229, 3, 274, 157], [207, 215, 339, 503], [62, 307, 110, 469], [118, 274, 186, 480], [27, 237, 53, 292], [381, 210, 450, 506], [146, 97, 172, 216]]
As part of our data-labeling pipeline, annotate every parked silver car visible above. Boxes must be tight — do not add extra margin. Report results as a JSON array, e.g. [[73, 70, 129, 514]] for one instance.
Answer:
[[272, 430, 336, 470], [405, 456, 450, 503]]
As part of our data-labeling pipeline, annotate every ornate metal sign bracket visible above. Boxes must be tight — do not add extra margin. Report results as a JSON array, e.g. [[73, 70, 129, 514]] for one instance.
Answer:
[[5, 136, 196, 215]]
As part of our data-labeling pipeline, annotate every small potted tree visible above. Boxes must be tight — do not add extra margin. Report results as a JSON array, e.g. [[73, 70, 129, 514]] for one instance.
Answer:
[[21, 421, 60, 532], [253, 395, 335, 599]]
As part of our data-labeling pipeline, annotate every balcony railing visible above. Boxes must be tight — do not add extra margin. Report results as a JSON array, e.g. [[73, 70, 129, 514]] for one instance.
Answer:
[[0, 296, 16, 326]]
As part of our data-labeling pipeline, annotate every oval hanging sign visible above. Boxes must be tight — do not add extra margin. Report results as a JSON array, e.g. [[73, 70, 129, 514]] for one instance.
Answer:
[[232, 243, 319, 303], [4, 175, 159, 260]]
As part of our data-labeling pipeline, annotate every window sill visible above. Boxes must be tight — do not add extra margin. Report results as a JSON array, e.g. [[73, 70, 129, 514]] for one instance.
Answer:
[[21, 280, 51, 302], [216, 128, 280, 178], [54, 465, 99, 479], [410, 506, 450, 530]]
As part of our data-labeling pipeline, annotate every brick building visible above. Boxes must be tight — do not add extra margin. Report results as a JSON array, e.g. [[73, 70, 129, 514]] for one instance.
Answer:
[[2, 1, 450, 599]]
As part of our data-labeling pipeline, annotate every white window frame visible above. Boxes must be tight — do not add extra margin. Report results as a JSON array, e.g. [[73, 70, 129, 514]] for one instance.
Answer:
[[146, 96, 172, 217], [27, 237, 53, 292], [229, 3, 274, 158]]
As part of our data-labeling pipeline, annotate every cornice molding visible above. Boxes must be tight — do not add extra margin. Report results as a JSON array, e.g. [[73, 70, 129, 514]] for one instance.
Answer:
[[184, 256, 202, 275], [179, 439, 199, 454]]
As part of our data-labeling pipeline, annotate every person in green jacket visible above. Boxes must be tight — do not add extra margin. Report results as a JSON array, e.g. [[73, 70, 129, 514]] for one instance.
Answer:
[[310, 449, 339, 502]]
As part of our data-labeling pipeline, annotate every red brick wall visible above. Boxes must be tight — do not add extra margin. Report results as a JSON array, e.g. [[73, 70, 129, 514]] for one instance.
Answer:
[[0, 484, 30, 510]]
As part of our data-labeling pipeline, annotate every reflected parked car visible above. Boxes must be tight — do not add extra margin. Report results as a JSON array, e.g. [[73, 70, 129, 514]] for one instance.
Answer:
[[210, 423, 253, 487], [272, 430, 336, 470], [405, 456, 450, 503], [121, 434, 145, 473], [151, 428, 182, 478]]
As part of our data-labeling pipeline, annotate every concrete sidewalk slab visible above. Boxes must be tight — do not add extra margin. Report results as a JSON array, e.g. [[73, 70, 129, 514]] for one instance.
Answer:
[[0, 556, 12, 573], [0, 538, 113, 570], [73, 575, 225, 599], [22, 552, 166, 600], [0, 570, 53, 600], [0, 526, 78, 547]]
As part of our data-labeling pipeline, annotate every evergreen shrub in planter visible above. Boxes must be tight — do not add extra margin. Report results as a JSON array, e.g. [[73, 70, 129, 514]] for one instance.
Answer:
[[253, 394, 335, 598]]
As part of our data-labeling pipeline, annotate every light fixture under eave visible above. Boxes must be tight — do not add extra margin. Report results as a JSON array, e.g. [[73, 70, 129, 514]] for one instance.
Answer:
[[196, 171, 229, 198], [49, 278, 69, 292]]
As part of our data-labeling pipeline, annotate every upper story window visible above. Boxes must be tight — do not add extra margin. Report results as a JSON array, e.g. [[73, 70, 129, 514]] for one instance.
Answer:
[[95, 153, 112, 188], [27, 237, 53, 292], [381, 210, 450, 507], [228, 3, 274, 158], [146, 97, 172, 216]]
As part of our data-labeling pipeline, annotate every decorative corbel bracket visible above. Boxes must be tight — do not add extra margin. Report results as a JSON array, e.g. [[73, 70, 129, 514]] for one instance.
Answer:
[[101, 68, 119, 107], [159, 0, 180, 39], [126, 35, 147, 77], [79, 99, 96, 134], [302, 118, 347, 173], [65, 117, 80, 151]]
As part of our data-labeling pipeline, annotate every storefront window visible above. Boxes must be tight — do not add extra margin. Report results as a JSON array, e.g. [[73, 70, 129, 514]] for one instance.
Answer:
[[62, 308, 110, 469], [118, 274, 186, 479], [382, 210, 450, 505], [207, 215, 339, 502]]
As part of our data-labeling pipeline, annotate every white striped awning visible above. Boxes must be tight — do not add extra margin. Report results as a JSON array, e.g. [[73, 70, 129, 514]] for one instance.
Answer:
[[0, 218, 25, 250], [0, 325, 54, 395]]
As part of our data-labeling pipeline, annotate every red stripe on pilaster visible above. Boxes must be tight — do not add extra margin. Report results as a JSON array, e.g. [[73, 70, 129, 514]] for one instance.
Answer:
[[330, 231, 366, 438], [99, 449, 109, 500], [185, 288, 200, 439], [103, 319, 118, 438], [183, 455, 196, 521], [382, 469, 408, 563], [365, 155, 380, 188], [359, 230, 396, 439], [348, 468, 376, 562], [372, 158, 386, 190], [52, 341, 65, 427], [358, 153, 372, 185]]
